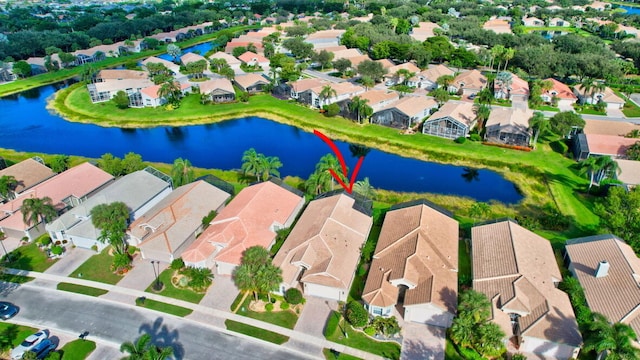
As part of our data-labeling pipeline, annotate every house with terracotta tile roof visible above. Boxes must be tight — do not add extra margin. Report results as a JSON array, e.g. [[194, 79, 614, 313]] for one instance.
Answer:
[[422, 102, 476, 140], [182, 181, 304, 275], [332, 49, 364, 62], [237, 51, 269, 70], [140, 82, 191, 108], [355, 90, 400, 112], [540, 78, 577, 108], [406, 64, 455, 91], [565, 235, 640, 341], [362, 201, 458, 327], [208, 52, 242, 72], [273, 193, 372, 301], [198, 78, 235, 103], [410, 22, 441, 42], [225, 41, 265, 55], [0, 158, 55, 200], [572, 133, 638, 160], [614, 159, 640, 190], [483, 19, 512, 34], [130, 180, 231, 262], [494, 73, 529, 102], [46, 168, 172, 250], [141, 56, 181, 75], [484, 108, 534, 147], [449, 70, 488, 97], [371, 96, 438, 129], [573, 85, 624, 111], [472, 220, 582, 359], [0, 163, 114, 242], [180, 52, 208, 66], [233, 73, 269, 93]]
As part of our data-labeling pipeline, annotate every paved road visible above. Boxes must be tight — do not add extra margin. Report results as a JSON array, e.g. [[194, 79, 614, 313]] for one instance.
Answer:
[[302, 69, 345, 83], [3, 285, 313, 360]]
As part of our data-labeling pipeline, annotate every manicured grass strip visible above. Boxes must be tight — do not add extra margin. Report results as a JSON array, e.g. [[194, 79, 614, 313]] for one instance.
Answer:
[[135, 297, 193, 317], [0, 273, 34, 283], [3, 242, 58, 272], [324, 311, 400, 360], [235, 296, 298, 329], [144, 269, 205, 304], [57, 282, 108, 297], [323, 348, 362, 360], [224, 319, 289, 345], [69, 247, 123, 285], [0, 322, 39, 348], [60, 339, 97, 360]]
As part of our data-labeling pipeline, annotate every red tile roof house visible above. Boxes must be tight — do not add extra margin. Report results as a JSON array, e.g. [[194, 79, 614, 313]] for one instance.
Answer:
[[0, 163, 114, 242], [406, 64, 455, 91], [140, 82, 191, 108], [483, 19, 513, 34], [494, 73, 529, 102], [540, 78, 578, 109], [129, 181, 231, 263], [573, 84, 625, 111], [449, 70, 488, 98], [484, 107, 534, 147], [182, 181, 304, 275], [224, 41, 264, 55], [197, 78, 235, 103], [237, 51, 270, 70], [46, 168, 172, 251], [362, 201, 458, 327], [0, 158, 55, 200], [233, 73, 270, 93], [565, 235, 640, 342], [422, 102, 476, 140], [273, 193, 372, 302], [371, 96, 438, 129], [472, 220, 582, 359], [572, 133, 639, 160]]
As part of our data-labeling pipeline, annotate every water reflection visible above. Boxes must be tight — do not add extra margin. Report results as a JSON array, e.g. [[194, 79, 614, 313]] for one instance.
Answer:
[[165, 127, 187, 143], [461, 167, 480, 182]]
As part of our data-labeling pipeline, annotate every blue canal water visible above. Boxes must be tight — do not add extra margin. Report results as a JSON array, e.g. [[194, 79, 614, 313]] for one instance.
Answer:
[[156, 42, 214, 61], [620, 5, 640, 15]]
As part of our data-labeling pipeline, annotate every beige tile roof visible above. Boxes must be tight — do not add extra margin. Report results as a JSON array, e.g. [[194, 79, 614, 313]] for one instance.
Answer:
[[273, 194, 372, 291], [348, 55, 372, 68], [411, 64, 454, 83], [584, 134, 638, 157], [574, 85, 625, 104], [485, 107, 533, 129], [615, 159, 640, 186], [362, 203, 458, 312], [316, 45, 348, 52], [234, 73, 269, 90], [182, 181, 303, 266], [133, 181, 231, 259], [453, 70, 487, 91], [357, 90, 399, 108], [472, 220, 581, 347], [544, 78, 577, 100], [495, 73, 529, 96], [380, 96, 437, 118], [180, 52, 207, 65], [410, 22, 441, 42], [141, 56, 181, 73], [483, 19, 512, 34], [0, 158, 55, 194], [566, 235, 640, 337], [310, 82, 365, 97], [93, 78, 155, 94], [290, 78, 328, 93], [140, 82, 190, 100], [208, 51, 242, 66], [376, 59, 395, 69], [97, 70, 148, 81], [427, 102, 476, 127], [332, 49, 363, 61], [306, 29, 345, 40], [584, 119, 640, 136], [198, 78, 235, 95]]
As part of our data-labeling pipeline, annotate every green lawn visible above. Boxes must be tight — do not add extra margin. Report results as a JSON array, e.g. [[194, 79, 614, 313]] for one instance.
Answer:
[[530, 105, 559, 112], [59, 339, 97, 360], [69, 247, 123, 284], [224, 320, 289, 345], [135, 298, 193, 317], [144, 269, 205, 304], [235, 296, 299, 329], [0, 323, 38, 348], [323, 348, 362, 360], [3, 242, 58, 272], [325, 320, 401, 360], [57, 282, 108, 297]]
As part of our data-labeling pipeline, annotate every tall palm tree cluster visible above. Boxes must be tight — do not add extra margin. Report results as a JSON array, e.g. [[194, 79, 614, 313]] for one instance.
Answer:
[[120, 333, 174, 360], [241, 148, 283, 182], [449, 290, 506, 358], [305, 154, 346, 195], [232, 246, 282, 302], [0, 175, 18, 201], [577, 156, 620, 192], [348, 96, 373, 124]]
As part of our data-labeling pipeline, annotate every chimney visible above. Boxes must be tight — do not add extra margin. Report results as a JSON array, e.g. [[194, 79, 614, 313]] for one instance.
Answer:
[[595, 261, 610, 278]]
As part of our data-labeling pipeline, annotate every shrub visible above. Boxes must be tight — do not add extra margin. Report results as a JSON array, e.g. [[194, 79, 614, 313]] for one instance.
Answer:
[[171, 258, 185, 270], [324, 311, 341, 336], [238, 91, 250, 102], [45, 351, 61, 360], [364, 326, 376, 336], [184, 267, 214, 292], [111, 253, 132, 272], [323, 103, 340, 117], [469, 133, 482, 142], [51, 245, 63, 256], [512, 354, 527, 360], [345, 301, 368, 328], [91, 244, 98, 252], [285, 288, 303, 305], [38, 235, 52, 246], [265, 303, 274, 312], [454, 137, 467, 144], [280, 302, 290, 310], [372, 316, 401, 336]]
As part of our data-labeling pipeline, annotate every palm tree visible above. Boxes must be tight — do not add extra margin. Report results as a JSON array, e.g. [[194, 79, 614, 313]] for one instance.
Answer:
[[591, 82, 606, 104], [241, 148, 260, 179], [529, 111, 548, 149], [305, 154, 345, 195], [145, 345, 174, 360], [258, 156, 282, 181], [469, 202, 490, 224], [595, 156, 620, 184], [395, 69, 414, 85], [120, 333, 152, 360], [436, 74, 455, 90], [233, 264, 261, 301], [578, 157, 604, 192], [318, 85, 337, 107], [0, 175, 18, 201], [158, 81, 180, 105], [21, 197, 57, 230], [580, 77, 595, 105], [170, 158, 194, 187], [166, 44, 181, 62], [210, 58, 228, 73], [475, 322, 506, 358], [458, 289, 492, 323], [353, 177, 375, 198], [256, 263, 282, 302], [489, 45, 506, 73], [450, 315, 475, 349], [496, 71, 513, 99], [349, 96, 371, 124], [360, 76, 374, 90], [473, 104, 491, 130], [501, 48, 515, 72], [477, 88, 494, 107], [583, 313, 640, 360], [431, 88, 450, 107]]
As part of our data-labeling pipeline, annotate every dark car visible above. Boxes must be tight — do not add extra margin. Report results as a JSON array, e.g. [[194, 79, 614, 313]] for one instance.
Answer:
[[30, 339, 56, 359], [0, 302, 18, 320]]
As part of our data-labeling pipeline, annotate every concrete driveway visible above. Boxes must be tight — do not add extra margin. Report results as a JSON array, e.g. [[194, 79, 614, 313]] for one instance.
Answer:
[[400, 322, 446, 360]]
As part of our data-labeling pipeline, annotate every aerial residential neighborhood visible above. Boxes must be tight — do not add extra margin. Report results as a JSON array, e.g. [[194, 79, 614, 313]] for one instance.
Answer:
[[3, 0, 640, 359]]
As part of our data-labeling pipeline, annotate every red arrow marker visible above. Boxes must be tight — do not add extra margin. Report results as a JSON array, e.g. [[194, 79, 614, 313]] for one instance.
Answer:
[[314, 130, 365, 194]]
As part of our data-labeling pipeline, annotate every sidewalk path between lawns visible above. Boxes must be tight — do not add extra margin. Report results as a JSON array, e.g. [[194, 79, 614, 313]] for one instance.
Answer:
[[4, 268, 385, 360]]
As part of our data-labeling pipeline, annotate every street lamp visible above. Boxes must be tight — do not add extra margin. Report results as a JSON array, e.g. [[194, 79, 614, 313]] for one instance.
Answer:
[[151, 260, 162, 291]]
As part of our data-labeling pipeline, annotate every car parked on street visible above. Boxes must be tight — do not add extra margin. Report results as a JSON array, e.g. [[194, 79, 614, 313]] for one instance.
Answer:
[[0, 302, 18, 320], [11, 330, 49, 360]]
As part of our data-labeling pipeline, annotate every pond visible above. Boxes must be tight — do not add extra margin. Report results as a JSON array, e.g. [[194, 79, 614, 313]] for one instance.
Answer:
[[620, 5, 640, 15], [156, 42, 214, 62]]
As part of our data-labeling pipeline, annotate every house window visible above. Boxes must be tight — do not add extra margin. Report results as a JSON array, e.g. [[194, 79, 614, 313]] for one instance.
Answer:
[[551, 91, 557, 95], [373, 307, 383, 316]]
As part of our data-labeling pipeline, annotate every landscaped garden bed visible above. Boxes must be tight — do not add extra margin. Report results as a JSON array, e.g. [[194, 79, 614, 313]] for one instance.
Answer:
[[145, 259, 209, 304]]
